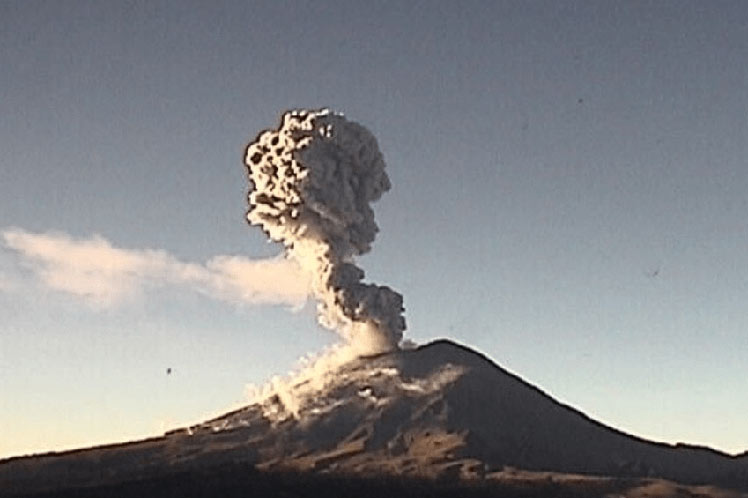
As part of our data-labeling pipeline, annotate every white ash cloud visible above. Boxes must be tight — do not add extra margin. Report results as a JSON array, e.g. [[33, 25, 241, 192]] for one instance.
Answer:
[[1, 227, 309, 308], [244, 109, 406, 354], [243, 356, 465, 425]]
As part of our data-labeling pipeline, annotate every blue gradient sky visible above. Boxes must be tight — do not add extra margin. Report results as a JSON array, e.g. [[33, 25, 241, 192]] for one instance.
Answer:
[[1, 0, 747, 457]]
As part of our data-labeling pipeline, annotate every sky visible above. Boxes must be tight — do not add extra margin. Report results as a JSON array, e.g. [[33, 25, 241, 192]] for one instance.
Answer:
[[1, 0, 747, 458]]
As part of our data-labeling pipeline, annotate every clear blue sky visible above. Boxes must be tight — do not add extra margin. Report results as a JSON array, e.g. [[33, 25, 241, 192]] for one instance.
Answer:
[[1, 0, 747, 458]]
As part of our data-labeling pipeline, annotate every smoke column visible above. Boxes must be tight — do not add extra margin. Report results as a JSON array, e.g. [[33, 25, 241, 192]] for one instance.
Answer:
[[244, 109, 406, 354]]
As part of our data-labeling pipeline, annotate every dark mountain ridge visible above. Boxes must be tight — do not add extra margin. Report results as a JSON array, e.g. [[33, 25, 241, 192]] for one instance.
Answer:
[[2, 339, 747, 496]]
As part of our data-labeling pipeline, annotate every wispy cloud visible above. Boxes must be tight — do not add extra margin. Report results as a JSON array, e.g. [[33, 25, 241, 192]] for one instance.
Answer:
[[0, 272, 16, 293], [1, 227, 310, 308]]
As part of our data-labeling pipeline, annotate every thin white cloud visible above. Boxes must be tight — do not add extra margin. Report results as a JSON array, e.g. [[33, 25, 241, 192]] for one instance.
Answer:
[[199, 255, 312, 307], [1, 227, 310, 308], [0, 272, 16, 293]]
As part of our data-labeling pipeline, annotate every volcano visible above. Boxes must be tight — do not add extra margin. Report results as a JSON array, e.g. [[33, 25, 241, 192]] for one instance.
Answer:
[[3, 340, 747, 497]]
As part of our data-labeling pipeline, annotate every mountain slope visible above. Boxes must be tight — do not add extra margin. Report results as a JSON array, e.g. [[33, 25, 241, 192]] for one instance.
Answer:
[[2, 339, 747, 496]]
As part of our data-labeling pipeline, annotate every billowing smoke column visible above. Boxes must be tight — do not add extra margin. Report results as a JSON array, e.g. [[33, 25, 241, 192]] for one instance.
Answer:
[[244, 109, 405, 353]]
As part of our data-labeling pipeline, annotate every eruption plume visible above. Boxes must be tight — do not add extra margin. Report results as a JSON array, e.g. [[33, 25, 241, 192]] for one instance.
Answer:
[[244, 109, 406, 354]]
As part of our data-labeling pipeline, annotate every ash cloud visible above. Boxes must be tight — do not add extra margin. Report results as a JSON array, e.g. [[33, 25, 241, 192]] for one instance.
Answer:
[[244, 109, 406, 354]]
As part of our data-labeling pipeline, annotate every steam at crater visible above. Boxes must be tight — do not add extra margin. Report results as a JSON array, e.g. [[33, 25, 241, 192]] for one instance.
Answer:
[[244, 109, 406, 354]]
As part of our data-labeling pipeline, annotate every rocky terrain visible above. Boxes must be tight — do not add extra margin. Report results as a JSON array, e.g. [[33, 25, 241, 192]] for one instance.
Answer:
[[2, 340, 747, 497]]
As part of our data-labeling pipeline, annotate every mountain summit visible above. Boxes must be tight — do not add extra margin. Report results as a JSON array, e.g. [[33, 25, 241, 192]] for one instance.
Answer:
[[192, 339, 748, 484], [2, 340, 747, 496]]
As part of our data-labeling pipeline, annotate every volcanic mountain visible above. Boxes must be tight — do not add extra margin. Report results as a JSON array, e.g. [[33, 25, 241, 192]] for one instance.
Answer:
[[3, 340, 747, 497]]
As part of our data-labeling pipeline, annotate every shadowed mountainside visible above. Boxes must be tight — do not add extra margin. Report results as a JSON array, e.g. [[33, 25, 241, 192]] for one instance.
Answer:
[[2, 340, 747, 497]]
